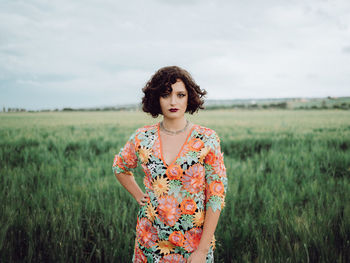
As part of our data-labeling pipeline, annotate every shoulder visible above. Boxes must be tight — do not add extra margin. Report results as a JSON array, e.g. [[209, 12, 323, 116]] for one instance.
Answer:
[[193, 124, 221, 149], [134, 123, 158, 135], [194, 123, 218, 138], [195, 123, 223, 149], [127, 123, 157, 145]]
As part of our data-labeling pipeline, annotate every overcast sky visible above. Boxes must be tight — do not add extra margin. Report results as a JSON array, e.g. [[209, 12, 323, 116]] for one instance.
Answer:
[[1, 0, 349, 110]]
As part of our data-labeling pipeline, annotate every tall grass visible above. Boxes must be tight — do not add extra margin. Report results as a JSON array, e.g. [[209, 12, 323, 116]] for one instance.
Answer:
[[0, 110, 349, 262]]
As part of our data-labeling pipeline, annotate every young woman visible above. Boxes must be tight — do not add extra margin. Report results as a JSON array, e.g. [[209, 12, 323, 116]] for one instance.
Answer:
[[112, 66, 228, 263]]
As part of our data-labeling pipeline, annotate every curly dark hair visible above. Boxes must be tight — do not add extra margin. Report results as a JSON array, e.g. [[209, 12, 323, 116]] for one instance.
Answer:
[[141, 66, 207, 118]]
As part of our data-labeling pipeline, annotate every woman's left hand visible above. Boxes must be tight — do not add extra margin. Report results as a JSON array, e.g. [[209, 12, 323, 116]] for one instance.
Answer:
[[187, 249, 207, 263]]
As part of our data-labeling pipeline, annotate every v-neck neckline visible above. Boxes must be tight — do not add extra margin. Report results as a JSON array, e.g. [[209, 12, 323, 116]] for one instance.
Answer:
[[157, 122, 196, 168]]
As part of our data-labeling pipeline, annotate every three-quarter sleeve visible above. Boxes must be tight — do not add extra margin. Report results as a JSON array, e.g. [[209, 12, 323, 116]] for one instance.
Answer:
[[203, 131, 228, 212], [112, 129, 139, 176]]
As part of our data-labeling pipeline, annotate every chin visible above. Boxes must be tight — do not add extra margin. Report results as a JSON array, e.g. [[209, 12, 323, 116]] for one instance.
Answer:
[[165, 112, 185, 119]]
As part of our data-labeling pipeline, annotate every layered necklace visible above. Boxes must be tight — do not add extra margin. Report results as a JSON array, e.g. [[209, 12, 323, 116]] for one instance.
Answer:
[[160, 119, 190, 135]]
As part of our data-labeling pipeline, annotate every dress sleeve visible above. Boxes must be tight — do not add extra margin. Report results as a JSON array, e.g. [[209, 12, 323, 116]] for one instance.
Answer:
[[112, 129, 139, 176], [203, 131, 228, 212]]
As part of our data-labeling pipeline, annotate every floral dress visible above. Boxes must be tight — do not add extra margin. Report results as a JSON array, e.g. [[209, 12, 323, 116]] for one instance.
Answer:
[[112, 122, 228, 263]]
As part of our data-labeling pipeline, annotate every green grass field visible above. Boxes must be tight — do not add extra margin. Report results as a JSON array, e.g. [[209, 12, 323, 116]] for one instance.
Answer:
[[0, 110, 349, 262]]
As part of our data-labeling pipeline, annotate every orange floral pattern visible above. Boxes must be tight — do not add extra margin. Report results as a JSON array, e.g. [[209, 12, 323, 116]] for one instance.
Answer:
[[168, 231, 185, 247], [208, 181, 225, 197], [112, 154, 126, 171], [204, 150, 215, 165], [152, 176, 170, 197], [136, 217, 158, 248], [142, 164, 153, 189], [180, 198, 197, 215], [165, 164, 183, 180], [112, 123, 226, 261], [188, 137, 204, 151], [121, 141, 137, 168], [157, 195, 181, 226], [193, 210, 205, 227], [159, 253, 186, 263], [151, 137, 162, 159], [181, 163, 205, 194], [183, 227, 203, 253], [138, 145, 152, 164], [133, 242, 147, 263], [157, 240, 175, 255], [197, 126, 213, 137], [135, 135, 141, 150], [198, 146, 210, 163], [145, 202, 157, 222], [212, 152, 226, 178], [112, 140, 137, 174]]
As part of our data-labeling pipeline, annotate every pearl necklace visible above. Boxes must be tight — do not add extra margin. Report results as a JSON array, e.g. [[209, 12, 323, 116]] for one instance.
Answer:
[[160, 119, 190, 135]]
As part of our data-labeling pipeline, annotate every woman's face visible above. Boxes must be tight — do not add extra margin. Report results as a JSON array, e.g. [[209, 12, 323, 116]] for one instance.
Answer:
[[159, 79, 188, 120]]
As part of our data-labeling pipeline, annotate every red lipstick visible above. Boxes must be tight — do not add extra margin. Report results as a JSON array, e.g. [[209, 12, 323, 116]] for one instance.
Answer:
[[169, 108, 178, 112]]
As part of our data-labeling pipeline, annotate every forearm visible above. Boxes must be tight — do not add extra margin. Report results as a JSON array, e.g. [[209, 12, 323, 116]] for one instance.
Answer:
[[197, 207, 221, 252], [114, 171, 144, 202]]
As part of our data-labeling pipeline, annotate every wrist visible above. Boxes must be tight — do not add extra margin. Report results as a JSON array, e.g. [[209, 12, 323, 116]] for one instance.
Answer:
[[134, 191, 143, 203], [196, 246, 209, 253]]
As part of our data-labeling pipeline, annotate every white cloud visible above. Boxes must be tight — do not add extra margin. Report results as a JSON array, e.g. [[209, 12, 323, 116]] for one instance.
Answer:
[[0, 0, 349, 109]]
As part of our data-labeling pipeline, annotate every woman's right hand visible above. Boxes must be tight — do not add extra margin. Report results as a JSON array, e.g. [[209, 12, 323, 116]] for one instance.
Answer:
[[137, 192, 150, 206]]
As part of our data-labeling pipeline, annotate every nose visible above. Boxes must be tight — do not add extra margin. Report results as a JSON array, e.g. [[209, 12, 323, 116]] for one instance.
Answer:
[[170, 94, 176, 105]]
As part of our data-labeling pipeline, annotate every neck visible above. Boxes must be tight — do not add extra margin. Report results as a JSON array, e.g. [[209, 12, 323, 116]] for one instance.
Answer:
[[161, 117, 188, 131]]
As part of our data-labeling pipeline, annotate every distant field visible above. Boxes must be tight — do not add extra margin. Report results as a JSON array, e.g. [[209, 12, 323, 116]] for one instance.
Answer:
[[0, 110, 349, 262]]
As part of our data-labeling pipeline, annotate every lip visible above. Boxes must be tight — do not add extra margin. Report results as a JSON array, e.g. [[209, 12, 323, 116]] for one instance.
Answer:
[[169, 108, 178, 112]]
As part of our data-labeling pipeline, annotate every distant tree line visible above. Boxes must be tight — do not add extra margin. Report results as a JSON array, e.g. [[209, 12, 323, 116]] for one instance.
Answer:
[[205, 102, 289, 110], [61, 105, 141, 112], [1, 106, 141, 113], [2, 99, 350, 112], [296, 101, 350, 110], [2, 107, 27, 112], [205, 101, 350, 110]]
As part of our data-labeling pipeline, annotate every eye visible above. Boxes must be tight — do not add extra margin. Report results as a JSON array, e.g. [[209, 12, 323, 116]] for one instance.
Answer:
[[178, 93, 186, 98], [161, 93, 169, 98]]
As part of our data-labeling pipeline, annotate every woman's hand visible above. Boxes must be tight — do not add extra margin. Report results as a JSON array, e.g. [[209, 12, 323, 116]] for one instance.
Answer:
[[187, 249, 207, 263], [136, 192, 149, 206]]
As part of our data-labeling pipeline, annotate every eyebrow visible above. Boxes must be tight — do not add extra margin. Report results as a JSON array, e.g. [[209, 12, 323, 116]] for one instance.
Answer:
[[163, 90, 187, 94]]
